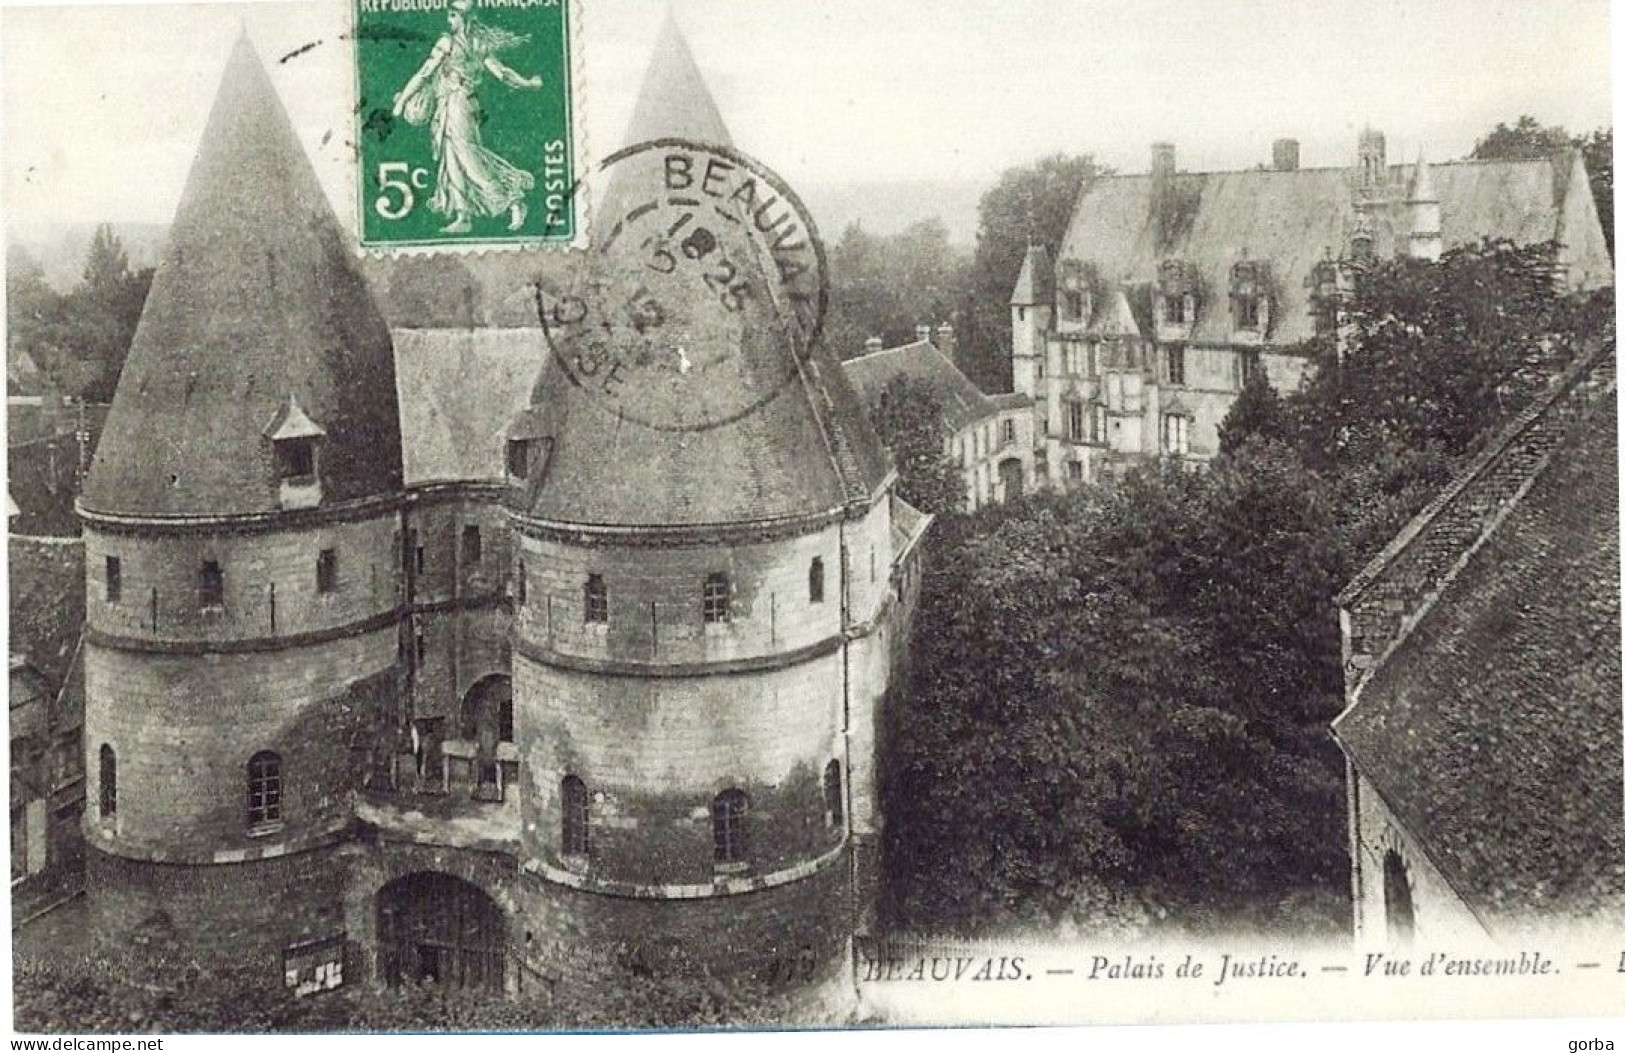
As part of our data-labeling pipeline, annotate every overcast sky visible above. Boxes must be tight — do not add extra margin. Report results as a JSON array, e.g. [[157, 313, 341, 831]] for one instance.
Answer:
[[1, 0, 1614, 231]]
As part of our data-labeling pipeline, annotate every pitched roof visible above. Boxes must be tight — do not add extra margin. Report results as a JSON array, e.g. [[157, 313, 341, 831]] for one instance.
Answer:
[[1010, 244, 1054, 306], [1057, 157, 1598, 346], [514, 19, 890, 528], [842, 339, 998, 433], [1337, 395, 1624, 928], [393, 329, 552, 486], [81, 39, 402, 518]]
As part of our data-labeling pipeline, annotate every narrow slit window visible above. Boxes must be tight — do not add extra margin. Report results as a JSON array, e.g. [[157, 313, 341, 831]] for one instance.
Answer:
[[98, 744, 116, 819], [712, 788, 750, 863], [562, 775, 590, 857], [808, 558, 825, 604], [461, 525, 482, 565], [199, 560, 224, 609], [105, 556, 122, 604], [824, 759, 844, 827], [316, 549, 337, 594]]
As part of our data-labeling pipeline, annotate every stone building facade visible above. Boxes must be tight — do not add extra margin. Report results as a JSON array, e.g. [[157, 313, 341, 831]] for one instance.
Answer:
[[1333, 341, 1622, 944], [1011, 133, 1612, 488], [76, 23, 925, 1005]]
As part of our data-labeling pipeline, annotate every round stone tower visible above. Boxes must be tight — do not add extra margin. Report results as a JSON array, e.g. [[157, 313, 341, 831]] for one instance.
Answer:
[[505, 16, 904, 988], [77, 39, 406, 972]]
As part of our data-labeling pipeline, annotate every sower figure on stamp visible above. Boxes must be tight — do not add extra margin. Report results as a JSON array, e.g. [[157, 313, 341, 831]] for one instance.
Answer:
[[392, 0, 544, 233]]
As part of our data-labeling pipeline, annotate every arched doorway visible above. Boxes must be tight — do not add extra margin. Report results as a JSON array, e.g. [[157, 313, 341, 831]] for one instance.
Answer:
[[376, 872, 506, 991], [460, 674, 513, 795], [998, 457, 1024, 501], [1382, 849, 1415, 942]]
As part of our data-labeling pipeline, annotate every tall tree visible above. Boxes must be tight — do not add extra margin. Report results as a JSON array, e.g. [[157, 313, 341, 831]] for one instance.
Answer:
[[824, 218, 968, 360], [960, 154, 1108, 393], [57, 225, 152, 402], [868, 376, 965, 518]]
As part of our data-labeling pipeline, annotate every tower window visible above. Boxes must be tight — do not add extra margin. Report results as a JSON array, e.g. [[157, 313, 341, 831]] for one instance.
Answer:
[[824, 760, 844, 828], [1002, 419, 1016, 444], [1066, 401, 1085, 442], [105, 555, 122, 604], [584, 574, 608, 624], [1166, 346, 1186, 386], [98, 744, 116, 819], [712, 788, 750, 864], [562, 775, 590, 857], [316, 549, 338, 594], [702, 572, 731, 624], [198, 560, 224, 609], [247, 750, 283, 830], [506, 439, 530, 480], [808, 557, 825, 604], [461, 525, 482, 565], [515, 567, 527, 605], [415, 542, 426, 577], [274, 438, 316, 484]]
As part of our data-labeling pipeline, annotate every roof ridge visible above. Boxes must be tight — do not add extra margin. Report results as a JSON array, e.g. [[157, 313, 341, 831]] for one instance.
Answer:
[[1338, 337, 1615, 606]]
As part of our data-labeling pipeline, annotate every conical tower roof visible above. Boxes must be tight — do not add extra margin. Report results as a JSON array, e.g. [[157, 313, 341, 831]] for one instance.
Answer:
[[520, 18, 889, 529], [82, 38, 402, 519], [622, 11, 731, 149], [1010, 244, 1054, 306]]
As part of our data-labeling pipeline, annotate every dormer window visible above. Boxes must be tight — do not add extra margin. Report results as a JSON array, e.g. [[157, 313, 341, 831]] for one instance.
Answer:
[[264, 395, 325, 510], [1229, 261, 1271, 336], [276, 439, 315, 484], [506, 439, 530, 480], [1058, 260, 1092, 325], [1164, 298, 1186, 325]]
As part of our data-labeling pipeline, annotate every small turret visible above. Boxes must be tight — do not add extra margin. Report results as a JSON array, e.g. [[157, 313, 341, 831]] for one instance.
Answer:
[[1010, 243, 1054, 397]]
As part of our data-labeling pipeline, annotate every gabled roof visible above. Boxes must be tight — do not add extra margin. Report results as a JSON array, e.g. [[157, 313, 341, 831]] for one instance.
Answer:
[[1338, 393, 1623, 928], [1010, 244, 1054, 306], [1056, 157, 1601, 346], [515, 18, 890, 528], [842, 339, 998, 434], [82, 38, 402, 518]]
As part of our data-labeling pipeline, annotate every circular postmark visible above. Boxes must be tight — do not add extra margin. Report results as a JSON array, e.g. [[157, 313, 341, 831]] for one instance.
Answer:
[[536, 138, 828, 433]]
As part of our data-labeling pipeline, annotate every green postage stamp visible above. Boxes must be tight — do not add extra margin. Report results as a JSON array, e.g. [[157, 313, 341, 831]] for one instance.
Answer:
[[354, 0, 576, 248]]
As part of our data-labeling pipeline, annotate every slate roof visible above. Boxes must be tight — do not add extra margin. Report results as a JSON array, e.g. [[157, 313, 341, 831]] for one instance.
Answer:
[[514, 17, 890, 528], [1058, 156, 1601, 346], [1337, 396, 1624, 927], [82, 38, 402, 518], [843, 339, 998, 433], [1010, 244, 1054, 306], [393, 329, 552, 486]]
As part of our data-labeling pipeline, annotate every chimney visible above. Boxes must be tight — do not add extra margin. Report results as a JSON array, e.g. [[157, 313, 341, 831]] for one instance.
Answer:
[[1151, 142, 1177, 245], [863, 336, 883, 355], [934, 323, 957, 360], [914, 324, 933, 345], [1272, 138, 1300, 172]]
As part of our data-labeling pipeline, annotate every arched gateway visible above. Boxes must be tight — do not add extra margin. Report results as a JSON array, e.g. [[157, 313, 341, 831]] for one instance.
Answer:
[[376, 872, 507, 991]]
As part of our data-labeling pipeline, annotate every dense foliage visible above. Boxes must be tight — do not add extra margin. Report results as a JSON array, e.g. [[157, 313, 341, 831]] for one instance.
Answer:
[[7, 227, 152, 402], [881, 236, 1612, 939], [959, 154, 1108, 391], [824, 219, 968, 360], [867, 377, 965, 518]]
